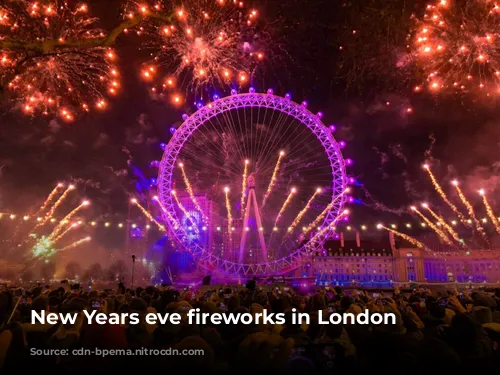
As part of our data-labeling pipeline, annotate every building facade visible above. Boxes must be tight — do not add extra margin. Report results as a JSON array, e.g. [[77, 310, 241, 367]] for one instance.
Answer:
[[304, 232, 500, 286]]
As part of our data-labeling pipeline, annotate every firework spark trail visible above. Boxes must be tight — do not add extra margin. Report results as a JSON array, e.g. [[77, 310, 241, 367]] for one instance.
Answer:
[[240, 160, 249, 213], [35, 183, 64, 216], [423, 165, 469, 225], [303, 190, 346, 235], [58, 236, 91, 252], [131, 198, 166, 231], [413, 0, 500, 96], [261, 152, 285, 210], [51, 223, 78, 244], [379, 225, 431, 252], [287, 188, 322, 234], [480, 189, 500, 234], [274, 188, 297, 227], [153, 196, 179, 229], [38, 185, 76, 227], [452, 181, 488, 242], [131, 0, 267, 99], [171, 191, 199, 234], [224, 187, 232, 236], [421, 203, 463, 244], [179, 163, 207, 222], [411, 206, 454, 245], [49, 200, 90, 239], [308, 211, 348, 245]]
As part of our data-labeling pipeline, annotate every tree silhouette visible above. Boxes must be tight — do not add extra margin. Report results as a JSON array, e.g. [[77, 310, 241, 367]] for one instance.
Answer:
[[64, 262, 82, 279]]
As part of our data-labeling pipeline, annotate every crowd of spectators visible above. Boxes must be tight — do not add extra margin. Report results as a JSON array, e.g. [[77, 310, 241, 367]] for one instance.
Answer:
[[0, 281, 499, 373]]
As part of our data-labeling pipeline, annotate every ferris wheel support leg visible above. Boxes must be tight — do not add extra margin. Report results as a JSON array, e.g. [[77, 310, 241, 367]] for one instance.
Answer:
[[239, 188, 268, 263]]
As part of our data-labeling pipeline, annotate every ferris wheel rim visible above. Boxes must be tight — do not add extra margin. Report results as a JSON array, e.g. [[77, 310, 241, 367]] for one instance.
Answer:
[[158, 91, 348, 276]]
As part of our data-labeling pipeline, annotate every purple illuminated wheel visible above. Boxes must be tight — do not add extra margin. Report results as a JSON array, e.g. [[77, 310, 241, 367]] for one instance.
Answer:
[[158, 91, 348, 276]]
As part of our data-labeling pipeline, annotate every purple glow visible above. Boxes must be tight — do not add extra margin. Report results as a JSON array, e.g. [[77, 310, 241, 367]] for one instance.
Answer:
[[230, 89, 237, 95], [169, 127, 176, 135], [301, 101, 308, 107], [334, 234, 340, 239], [196, 102, 204, 109], [343, 216, 349, 222], [316, 112, 323, 119], [348, 196, 354, 203], [249, 87, 255, 93], [182, 114, 189, 121], [329, 125, 336, 132], [213, 94, 220, 101], [345, 158, 353, 165], [348, 177, 355, 184], [160, 143, 167, 150], [339, 141, 346, 148], [150, 178, 157, 186], [150, 160, 160, 168], [267, 88, 274, 95], [285, 93, 292, 100]]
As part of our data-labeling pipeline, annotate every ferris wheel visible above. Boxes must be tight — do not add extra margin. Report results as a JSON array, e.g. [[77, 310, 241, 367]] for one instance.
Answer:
[[157, 89, 350, 276]]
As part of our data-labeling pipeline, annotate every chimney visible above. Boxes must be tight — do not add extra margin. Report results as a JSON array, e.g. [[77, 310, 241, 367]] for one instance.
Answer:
[[340, 232, 344, 247], [356, 231, 361, 247]]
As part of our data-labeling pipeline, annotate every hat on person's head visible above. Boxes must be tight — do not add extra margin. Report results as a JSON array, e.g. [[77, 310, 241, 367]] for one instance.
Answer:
[[31, 296, 49, 313], [473, 306, 493, 325], [64, 297, 87, 313], [129, 297, 148, 312]]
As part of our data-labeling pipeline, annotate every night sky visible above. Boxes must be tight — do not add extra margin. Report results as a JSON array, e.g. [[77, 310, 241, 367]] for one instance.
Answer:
[[1, 0, 499, 237]]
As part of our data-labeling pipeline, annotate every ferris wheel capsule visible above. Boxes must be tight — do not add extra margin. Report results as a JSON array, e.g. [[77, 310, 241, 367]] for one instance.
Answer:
[[267, 88, 274, 95], [285, 93, 292, 100], [249, 87, 255, 93], [329, 125, 336, 132], [196, 102, 204, 109], [301, 101, 308, 108], [230, 89, 237, 95], [182, 114, 189, 121]]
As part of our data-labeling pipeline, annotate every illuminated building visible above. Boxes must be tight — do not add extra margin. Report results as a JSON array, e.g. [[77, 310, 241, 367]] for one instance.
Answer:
[[305, 232, 500, 286]]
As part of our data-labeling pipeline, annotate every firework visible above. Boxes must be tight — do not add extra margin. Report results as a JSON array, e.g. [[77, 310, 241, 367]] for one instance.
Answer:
[[0, 1, 119, 118], [152, 195, 179, 229], [129, 0, 266, 97], [274, 188, 297, 226], [38, 185, 75, 227], [224, 186, 232, 235], [261, 151, 285, 210], [303, 190, 346, 235], [287, 188, 322, 234], [414, 0, 500, 95], [51, 223, 79, 244], [131, 198, 166, 231], [57, 236, 91, 253], [49, 200, 90, 239], [240, 159, 249, 213], [36, 183, 64, 216], [452, 180, 488, 241], [31, 236, 57, 259], [179, 163, 207, 222], [378, 224, 431, 252], [423, 165, 468, 225], [170, 191, 199, 234], [421, 202, 462, 243], [479, 189, 500, 234], [308, 209, 348, 245], [410, 206, 454, 245]]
